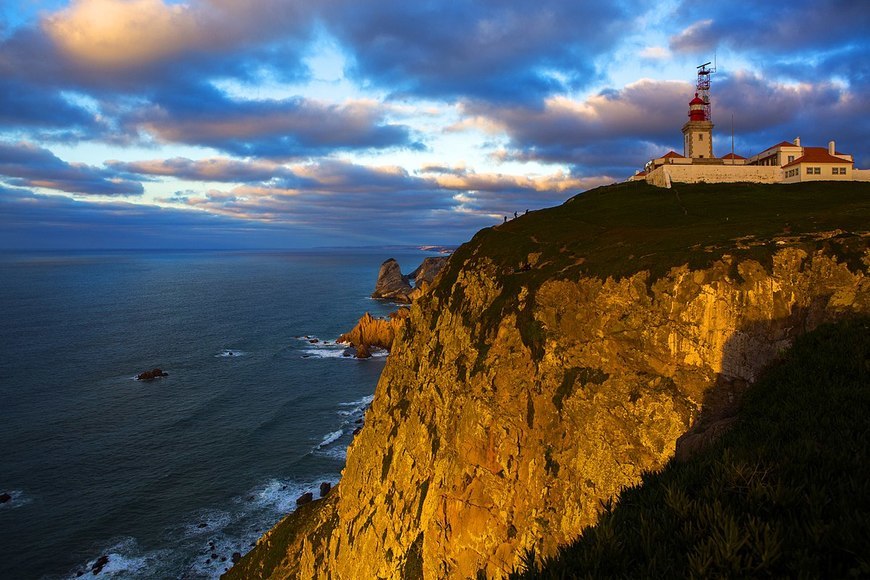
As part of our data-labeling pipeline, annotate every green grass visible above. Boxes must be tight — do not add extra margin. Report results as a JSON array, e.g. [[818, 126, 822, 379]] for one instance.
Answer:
[[511, 317, 870, 579], [428, 181, 870, 360]]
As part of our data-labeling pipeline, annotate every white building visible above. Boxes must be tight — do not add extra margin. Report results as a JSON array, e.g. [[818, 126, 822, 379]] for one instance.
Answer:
[[633, 73, 869, 188]]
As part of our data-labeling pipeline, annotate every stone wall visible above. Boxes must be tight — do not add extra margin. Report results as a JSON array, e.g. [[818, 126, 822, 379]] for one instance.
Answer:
[[646, 164, 781, 188]]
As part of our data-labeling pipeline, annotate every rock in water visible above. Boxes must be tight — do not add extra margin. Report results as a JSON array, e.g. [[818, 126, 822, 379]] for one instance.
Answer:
[[136, 368, 168, 380], [319, 482, 332, 497], [91, 555, 109, 575], [371, 258, 413, 302], [296, 492, 313, 506], [408, 256, 448, 287], [408, 256, 450, 301], [0, 492, 11, 504], [338, 310, 409, 358]]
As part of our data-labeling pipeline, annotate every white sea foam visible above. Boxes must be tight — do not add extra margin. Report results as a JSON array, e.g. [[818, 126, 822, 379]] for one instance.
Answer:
[[183, 509, 233, 538], [215, 349, 246, 358], [300, 345, 354, 359], [70, 475, 341, 579], [316, 446, 349, 461], [317, 429, 343, 448], [72, 537, 169, 579], [338, 394, 375, 408]]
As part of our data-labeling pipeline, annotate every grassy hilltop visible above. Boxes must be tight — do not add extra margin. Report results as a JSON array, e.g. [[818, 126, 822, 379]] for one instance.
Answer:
[[430, 180, 870, 361], [440, 180, 870, 289]]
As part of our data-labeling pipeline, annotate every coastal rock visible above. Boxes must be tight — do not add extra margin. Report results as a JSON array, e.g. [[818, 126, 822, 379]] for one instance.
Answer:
[[409, 256, 448, 287], [337, 310, 409, 358], [371, 258, 413, 302], [372, 256, 450, 303], [0, 492, 10, 504], [408, 256, 449, 301], [91, 555, 109, 575], [136, 368, 168, 380], [296, 492, 313, 507], [320, 482, 331, 497]]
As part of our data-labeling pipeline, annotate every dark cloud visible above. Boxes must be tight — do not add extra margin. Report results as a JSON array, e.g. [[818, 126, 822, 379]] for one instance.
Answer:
[[0, 185, 331, 249], [461, 80, 691, 175], [0, 142, 143, 195], [322, 0, 639, 102], [161, 158, 598, 238], [124, 85, 422, 157], [0, 79, 99, 134], [670, 1, 870, 57]]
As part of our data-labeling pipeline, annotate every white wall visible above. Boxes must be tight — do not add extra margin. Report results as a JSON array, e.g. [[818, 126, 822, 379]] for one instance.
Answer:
[[646, 165, 780, 188]]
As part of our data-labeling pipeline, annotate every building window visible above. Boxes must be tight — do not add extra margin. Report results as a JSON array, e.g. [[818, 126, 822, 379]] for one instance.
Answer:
[[806, 167, 812, 174], [832, 167, 838, 175], [815, 167, 821, 174], [788, 155, 795, 163], [698, 134, 703, 141]]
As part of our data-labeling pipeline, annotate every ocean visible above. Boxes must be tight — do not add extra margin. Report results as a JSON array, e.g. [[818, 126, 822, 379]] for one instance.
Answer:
[[0, 248, 433, 579]]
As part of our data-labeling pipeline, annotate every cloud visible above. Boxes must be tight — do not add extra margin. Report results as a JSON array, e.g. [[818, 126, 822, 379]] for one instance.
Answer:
[[670, 1, 870, 57], [159, 158, 598, 237], [44, 0, 203, 68], [322, 0, 641, 102], [669, 19, 715, 54], [0, 141, 143, 195], [467, 70, 870, 173], [109, 157, 295, 183], [42, 0, 314, 70], [0, 79, 100, 133], [0, 185, 332, 249], [639, 46, 671, 60], [123, 85, 421, 157], [460, 79, 691, 174]]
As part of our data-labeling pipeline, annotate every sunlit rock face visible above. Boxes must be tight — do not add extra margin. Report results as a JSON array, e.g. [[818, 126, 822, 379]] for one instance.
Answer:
[[227, 242, 869, 579], [338, 310, 409, 358]]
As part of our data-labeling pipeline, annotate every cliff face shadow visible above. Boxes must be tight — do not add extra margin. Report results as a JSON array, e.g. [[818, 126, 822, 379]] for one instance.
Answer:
[[513, 314, 870, 579], [675, 301, 833, 461]]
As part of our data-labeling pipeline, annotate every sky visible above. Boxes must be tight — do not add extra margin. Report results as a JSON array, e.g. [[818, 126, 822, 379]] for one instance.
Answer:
[[1, 0, 868, 249]]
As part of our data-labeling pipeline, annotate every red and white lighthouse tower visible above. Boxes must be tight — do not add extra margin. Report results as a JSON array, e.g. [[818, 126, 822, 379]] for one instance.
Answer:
[[682, 62, 715, 159]]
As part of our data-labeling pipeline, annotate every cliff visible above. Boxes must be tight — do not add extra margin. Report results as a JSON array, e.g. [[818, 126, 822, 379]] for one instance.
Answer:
[[226, 181, 870, 579]]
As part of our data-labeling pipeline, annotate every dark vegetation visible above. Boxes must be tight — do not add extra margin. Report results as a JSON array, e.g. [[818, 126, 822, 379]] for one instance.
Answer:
[[511, 317, 870, 579], [429, 181, 870, 361]]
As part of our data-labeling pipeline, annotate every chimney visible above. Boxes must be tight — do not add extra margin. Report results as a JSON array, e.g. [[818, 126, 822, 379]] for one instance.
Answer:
[[828, 140, 836, 155], [794, 137, 801, 147]]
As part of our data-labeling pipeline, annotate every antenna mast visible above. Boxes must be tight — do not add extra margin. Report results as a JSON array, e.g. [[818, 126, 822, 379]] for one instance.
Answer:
[[696, 61, 715, 121]]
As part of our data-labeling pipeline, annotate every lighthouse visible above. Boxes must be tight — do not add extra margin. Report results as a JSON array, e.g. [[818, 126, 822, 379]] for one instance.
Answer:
[[682, 92, 714, 159]]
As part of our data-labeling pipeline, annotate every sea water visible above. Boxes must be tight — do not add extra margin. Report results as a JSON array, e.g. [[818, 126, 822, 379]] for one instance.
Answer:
[[0, 248, 432, 579]]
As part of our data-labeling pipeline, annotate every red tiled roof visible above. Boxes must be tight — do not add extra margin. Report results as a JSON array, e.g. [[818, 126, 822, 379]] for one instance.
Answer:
[[781, 147, 852, 169], [662, 150, 685, 159], [721, 152, 746, 159]]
